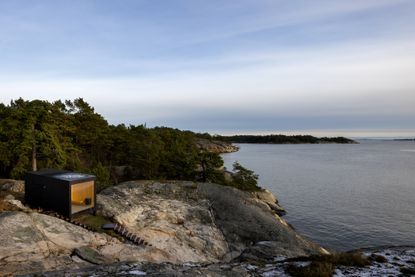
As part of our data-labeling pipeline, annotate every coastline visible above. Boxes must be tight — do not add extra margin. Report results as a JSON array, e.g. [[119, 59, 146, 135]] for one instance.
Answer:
[[2, 179, 415, 276]]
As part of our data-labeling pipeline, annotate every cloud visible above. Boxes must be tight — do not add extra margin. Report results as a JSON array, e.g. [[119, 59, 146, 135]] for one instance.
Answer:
[[0, 0, 414, 134], [1, 37, 414, 122]]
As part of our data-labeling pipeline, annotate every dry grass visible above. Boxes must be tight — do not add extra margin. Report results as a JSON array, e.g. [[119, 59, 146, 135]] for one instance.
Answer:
[[369, 254, 388, 263], [285, 252, 371, 277], [289, 252, 371, 267], [73, 213, 124, 240]]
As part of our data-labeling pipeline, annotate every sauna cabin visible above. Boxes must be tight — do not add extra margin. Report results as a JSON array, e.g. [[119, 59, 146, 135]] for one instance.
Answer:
[[25, 170, 96, 217]]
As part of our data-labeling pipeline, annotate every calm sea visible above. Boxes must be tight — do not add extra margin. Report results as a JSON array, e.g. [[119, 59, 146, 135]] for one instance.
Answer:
[[222, 140, 415, 251]]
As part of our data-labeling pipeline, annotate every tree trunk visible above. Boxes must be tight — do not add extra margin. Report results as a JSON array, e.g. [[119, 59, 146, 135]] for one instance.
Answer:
[[32, 144, 37, 171], [32, 124, 37, 171]]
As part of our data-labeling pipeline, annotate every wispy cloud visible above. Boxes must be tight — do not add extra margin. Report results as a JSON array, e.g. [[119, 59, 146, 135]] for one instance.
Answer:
[[0, 0, 414, 134]]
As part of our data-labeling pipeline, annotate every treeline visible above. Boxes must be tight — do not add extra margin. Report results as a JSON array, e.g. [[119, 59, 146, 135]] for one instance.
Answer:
[[210, 134, 356, 144], [0, 98, 232, 190]]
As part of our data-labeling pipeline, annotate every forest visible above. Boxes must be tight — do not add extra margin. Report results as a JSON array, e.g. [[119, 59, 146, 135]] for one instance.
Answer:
[[0, 98, 256, 191], [214, 134, 356, 144]]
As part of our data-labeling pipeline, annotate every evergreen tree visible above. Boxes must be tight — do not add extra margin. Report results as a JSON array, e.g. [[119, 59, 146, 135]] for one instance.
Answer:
[[231, 162, 260, 191], [198, 150, 224, 182]]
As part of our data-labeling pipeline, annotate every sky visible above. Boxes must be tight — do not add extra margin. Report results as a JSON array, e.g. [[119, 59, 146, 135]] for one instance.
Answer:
[[0, 0, 414, 137]]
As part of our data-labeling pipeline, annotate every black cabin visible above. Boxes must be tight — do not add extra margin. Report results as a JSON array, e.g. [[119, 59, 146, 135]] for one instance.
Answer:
[[25, 170, 96, 217]]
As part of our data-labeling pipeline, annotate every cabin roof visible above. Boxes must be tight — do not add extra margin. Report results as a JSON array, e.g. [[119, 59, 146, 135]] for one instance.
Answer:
[[27, 170, 95, 182]]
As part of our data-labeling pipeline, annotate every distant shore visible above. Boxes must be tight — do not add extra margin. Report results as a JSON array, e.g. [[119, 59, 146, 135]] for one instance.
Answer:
[[211, 134, 357, 144]]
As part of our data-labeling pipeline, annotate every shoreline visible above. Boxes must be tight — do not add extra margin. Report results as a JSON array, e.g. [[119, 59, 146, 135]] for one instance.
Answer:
[[1, 179, 415, 276]]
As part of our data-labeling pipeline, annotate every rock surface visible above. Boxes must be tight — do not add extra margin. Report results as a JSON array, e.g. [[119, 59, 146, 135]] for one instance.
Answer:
[[0, 211, 170, 275], [97, 181, 229, 264], [0, 180, 326, 275], [196, 139, 239, 153], [0, 179, 24, 193], [251, 189, 286, 215], [24, 246, 415, 277], [97, 181, 326, 263]]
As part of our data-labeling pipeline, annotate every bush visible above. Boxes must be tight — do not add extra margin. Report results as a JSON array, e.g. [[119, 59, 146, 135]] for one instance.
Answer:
[[329, 252, 371, 267], [286, 252, 371, 277], [230, 162, 261, 191], [91, 162, 111, 192]]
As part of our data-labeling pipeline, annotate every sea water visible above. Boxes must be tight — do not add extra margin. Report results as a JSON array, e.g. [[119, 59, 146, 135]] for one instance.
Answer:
[[222, 140, 415, 251]]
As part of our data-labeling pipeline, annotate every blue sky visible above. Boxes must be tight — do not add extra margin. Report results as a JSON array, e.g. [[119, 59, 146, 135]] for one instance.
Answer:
[[1, 0, 414, 136]]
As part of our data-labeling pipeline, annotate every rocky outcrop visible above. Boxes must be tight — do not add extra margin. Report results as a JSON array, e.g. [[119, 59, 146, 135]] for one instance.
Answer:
[[96, 181, 229, 264], [197, 139, 239, 153], [196, 182, 323, 258], [252, 189, 286, 216], [0, 180, 326, 275], [97, 181, 326, 263]]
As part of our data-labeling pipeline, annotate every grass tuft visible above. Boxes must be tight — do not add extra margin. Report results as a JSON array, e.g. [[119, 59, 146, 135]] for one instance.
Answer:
[[285, 252, 371, 277], [73, 213, 123, 240]]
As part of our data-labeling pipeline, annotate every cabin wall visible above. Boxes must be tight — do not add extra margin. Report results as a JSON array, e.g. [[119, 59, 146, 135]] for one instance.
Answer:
[[25, 174, 70, 216]]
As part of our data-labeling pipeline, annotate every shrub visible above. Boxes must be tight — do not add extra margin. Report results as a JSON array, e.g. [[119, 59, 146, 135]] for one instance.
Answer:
[[329, 252, 371, 267], [229, 162, 260, 191], [91, 162, 111, 192], [286, 252, 371, 277]]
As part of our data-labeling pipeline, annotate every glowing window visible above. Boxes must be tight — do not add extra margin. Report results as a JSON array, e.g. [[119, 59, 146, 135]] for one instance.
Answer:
[[71, 181, 94, 214]]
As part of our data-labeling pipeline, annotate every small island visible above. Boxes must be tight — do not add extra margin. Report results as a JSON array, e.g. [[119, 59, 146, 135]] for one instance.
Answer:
[[210, 134, 357, 144], [393, 138, 415, 141]]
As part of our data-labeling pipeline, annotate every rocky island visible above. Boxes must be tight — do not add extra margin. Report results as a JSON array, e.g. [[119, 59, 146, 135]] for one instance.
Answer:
[[213, 134, 357, 144]]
